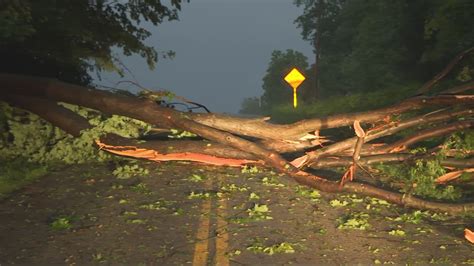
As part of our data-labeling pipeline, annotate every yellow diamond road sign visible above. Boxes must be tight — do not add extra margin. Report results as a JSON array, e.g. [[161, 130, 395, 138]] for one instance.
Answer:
[[284, 68, 306, 89], [284, 68, 306, 108]]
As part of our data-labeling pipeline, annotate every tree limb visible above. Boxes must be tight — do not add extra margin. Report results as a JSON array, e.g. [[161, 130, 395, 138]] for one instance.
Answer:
[[373, 120, 474, 154], [441, 81, 474, 94], [189, 95, 474, 140], [0, 93, 92, 137], [309, 154, 474, 169], [2, 73, 474, 215], [0, 73, 299, 174], [305, 108, 473, 163], [418, 46, 474, 94]]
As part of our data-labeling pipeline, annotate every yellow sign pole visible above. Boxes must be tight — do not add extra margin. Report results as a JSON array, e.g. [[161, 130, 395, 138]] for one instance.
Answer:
[[284, 68, 306, 108], [293, 88, 297, 108]]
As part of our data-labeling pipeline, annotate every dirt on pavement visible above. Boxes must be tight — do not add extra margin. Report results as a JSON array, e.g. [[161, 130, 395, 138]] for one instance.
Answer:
[[0, 162, 473, 265]]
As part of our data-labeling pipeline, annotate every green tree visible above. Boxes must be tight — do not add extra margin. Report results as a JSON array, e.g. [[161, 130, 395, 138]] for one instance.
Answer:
[[260, 49, 309, 110], [339, 1, 428, 90], [294, 0, 474, 97], [0, 0, 186, 85], [421, 0, 474, 74], [294, 0, 345, 100]]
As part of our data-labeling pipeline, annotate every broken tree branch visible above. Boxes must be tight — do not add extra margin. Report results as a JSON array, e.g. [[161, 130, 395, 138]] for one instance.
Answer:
[[305, 108, 473, 163], [0, 93, 92, 137], [1, 72, 474, 215], [441, 81, 474, 94], [0, 73, 299, 174], [373, 120, 474, 154], [418, 46, 474, 94], [191, 95, 474, 141], [309, 154, 474, 169]]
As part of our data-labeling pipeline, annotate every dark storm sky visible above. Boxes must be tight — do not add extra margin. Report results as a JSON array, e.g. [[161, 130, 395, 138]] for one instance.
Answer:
[[97, 0, 314, 114]]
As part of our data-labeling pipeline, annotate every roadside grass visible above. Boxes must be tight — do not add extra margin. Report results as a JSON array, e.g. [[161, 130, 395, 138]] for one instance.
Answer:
[[266, 85, 415, 123], [0, 157, 48, 197]]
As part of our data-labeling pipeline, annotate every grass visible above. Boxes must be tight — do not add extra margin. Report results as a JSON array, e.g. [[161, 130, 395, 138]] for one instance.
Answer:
[[266, 85, 415, 123], [0, 157, 48, 197]]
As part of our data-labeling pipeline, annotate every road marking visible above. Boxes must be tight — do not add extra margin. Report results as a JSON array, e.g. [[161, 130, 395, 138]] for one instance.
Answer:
[[192, 180, 212, 266], [192, 177, 229, 266], [215, 176, 229, 266]]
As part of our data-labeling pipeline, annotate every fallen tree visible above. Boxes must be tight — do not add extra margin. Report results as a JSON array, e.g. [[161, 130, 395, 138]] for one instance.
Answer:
[[0, 50, 473, 216]]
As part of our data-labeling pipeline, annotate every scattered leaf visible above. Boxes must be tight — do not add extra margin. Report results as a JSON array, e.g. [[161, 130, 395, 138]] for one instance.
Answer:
[[337, 212, 370, 230], [330, 199, 349, 207], [249, 192, 260, 200], [388, 229, 406, 237]]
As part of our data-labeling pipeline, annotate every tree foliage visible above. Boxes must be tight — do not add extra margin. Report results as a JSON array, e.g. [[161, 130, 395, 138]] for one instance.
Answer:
[[293, 0, 474, 96], [260, 49, 309, 110], [0, 0, 186, 84], [422, 0, 474, 64], [0, 101, 150, 164]]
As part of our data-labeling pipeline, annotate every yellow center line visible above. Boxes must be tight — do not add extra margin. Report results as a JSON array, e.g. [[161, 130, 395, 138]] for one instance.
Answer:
[[192, 180, 212, 266], [215, 176, 229, 266], [192, 176, 230, 266]]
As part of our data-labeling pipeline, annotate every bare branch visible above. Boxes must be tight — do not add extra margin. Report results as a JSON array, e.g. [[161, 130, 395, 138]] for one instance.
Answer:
[[190, 95, 474, 141], [418, 46, 474, 94], [373, 120, 474, 154], [305, 108, 473, 163], [309, 154, 474, 169], [441, 82, 474, 94]]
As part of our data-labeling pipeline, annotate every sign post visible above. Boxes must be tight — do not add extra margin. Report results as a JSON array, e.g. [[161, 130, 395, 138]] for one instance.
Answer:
[[284, 68, 306, 108]]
